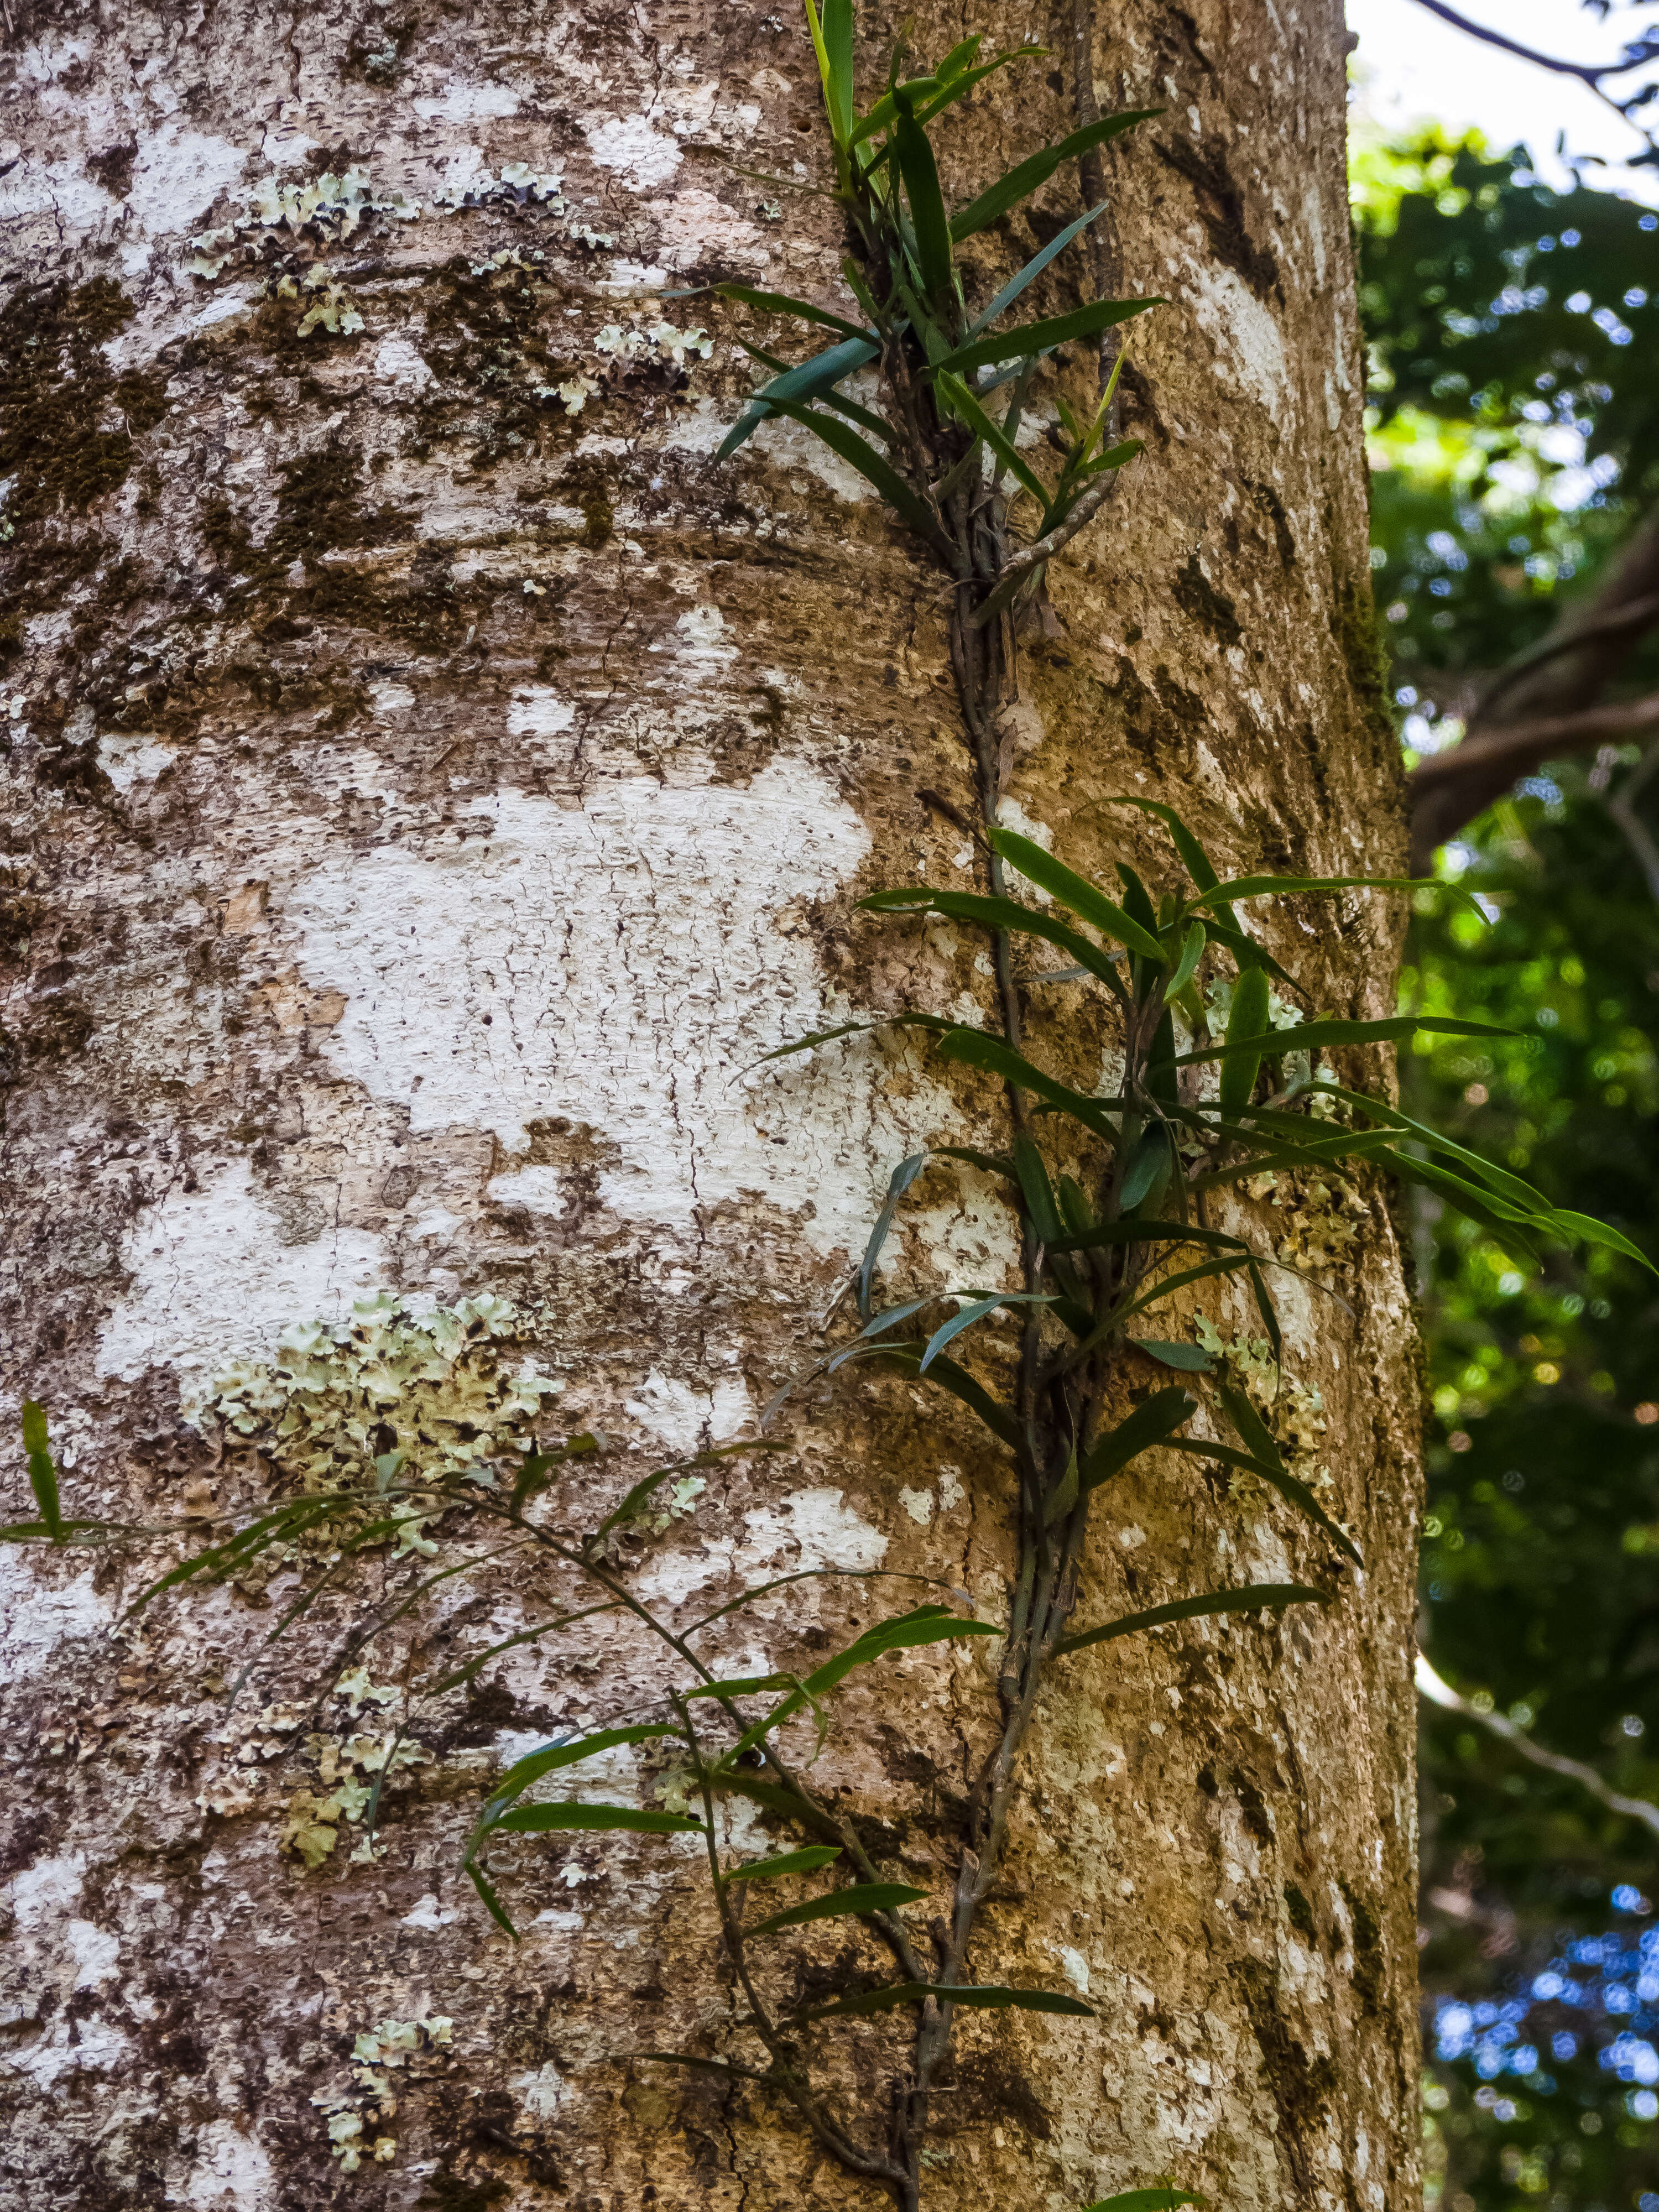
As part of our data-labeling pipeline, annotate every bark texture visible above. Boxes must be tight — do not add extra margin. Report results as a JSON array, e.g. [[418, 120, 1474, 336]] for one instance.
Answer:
[[0, 3, 1422, 2209]]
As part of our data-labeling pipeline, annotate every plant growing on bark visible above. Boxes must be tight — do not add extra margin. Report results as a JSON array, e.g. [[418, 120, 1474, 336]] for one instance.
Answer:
[[7, 9, 1654, 2208]]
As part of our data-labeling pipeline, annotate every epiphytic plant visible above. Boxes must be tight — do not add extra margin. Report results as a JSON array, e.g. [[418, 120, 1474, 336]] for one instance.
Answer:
[[8, 11, 1655, 2210]]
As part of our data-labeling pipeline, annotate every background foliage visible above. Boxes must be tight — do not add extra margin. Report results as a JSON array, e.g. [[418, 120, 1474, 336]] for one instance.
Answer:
[[1354, 113, 1659, 2212]]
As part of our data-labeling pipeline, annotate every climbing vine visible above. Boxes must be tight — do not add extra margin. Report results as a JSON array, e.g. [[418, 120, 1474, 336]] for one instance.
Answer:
[[6, 9, 1653, 2209]]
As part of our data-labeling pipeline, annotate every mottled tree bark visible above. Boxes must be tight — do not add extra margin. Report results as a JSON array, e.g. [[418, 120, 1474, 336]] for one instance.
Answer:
[[0, 4, 1421, 2209]]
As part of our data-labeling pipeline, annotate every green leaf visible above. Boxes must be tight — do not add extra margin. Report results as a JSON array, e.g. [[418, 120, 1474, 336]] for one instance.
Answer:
[[740, 338, 893, 442], [1199, 912, 1298, 989], [754, 1011, 953, 1065], [860, 886, 1126, 994], [1215, 1378, 1285, 1472], [748, 1881, 930, 1937], [878, 1344, 1022, 1451], [1165, 920, 1207, 998], [717, 331, 880, 461], [714, 283, 870, 343], [1115, 1253, 1253, 1324], [798, 1980, 1095, 2023], [463, 1858, 519, 1937], [1190, 1130, 1397, 1195], [919, 1292, 1053, 1373], [966, 203, 1110, 337], [936, 370, 1050, 509], [1057, 1583, 1330, 1656], [1186, 870, 1436, 911], [1548, 1207, 1656, 1274], [722, 1845, 844, 1885], [714, 1771, 843, 1837], [759, 393, 948, 552], [492, 1803, 706, 1836], [1219, 965, 1271, 1115], [1175, 1014, 1514, 1067], [21, 1402, 62, 1543], [985, 823, 1167, 962], [892, 85, 954, 307], [1081, 1387, 1197, 1491], [932, 296, 1161, 379], [1103, 796, 1229, 896], [486, 1726, 683, 1817], [950, 111, 1162, 239], [1084, 2192, 1206, 2212], [937, 1027, 1121, 1147], [860, 1149, 930, 1317], [821, 0, 854, 140], [1119, 1122, 1174, 1212], [1129, 1339, 1212, 1372], [1051, 1221, 1248, 1255]]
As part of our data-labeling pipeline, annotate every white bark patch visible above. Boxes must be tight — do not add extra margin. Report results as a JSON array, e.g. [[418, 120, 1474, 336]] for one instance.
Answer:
[[283, 760, 959, 1256], [1187, 264, 1289, 412], [505, 686, 576, 736], [127, 124, 250, 238], [181, 2121, 277, 2210], [96, 1159, 389, 1382], [651, 188, 765, 272], [0, 1551, 113, 1680], [624, 1367, 753, 1452], [585, 114, 682, 188], [413, 81, 523, 122], [0, 155, 115, 235]]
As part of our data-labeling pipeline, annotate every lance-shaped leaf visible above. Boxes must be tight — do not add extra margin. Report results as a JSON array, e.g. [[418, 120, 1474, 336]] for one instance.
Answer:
[[1176, 1437, 1362, 1566], [1081, 1387, 1197, 1491], [1119, 1122, 1175, 1212], [21, 1402, 64, 1543], [936, 369, 1049, 509], [1056, 1582, 1329, 1657], [919, 1291, 1055, 1373], [1085, 2192, 1206, 2212], [873, 1342, 1023, 1451], [932, 296, 1161, 379], [759, 393, 950, 552], [861, 885, 1128, 998], [1115, 1253, 1253, 1326], [717, 331, 879, 461], [1190, 1130, 1397, 1196], [951, 110, 1162, 238], [1218, 964, 1271, 1115], [464, 1860, 519, 1937], [966, 202, 1109, 337], [797, 1980, 1095, 2023], [740, 338, 892, 442], [493, 1803, 707, 1836], [1184, 869, 1438, 912], [1051, 1220, 1249, 1256], [1129, 1339, 1213, 1372], [483, 1726, 684, 1823], [749, 1881, 930, 1938], [937, 1028, 1122, 1148], [755, 1011, 954, 1066], [1165, 919, 1207, 998], [714, 283, 870, 342], [1103, 794, 1233, 900], [721, 1845, 844, 1885], [1549, 1207, 1655, 1273], [1175, 1013, 1514, 1067], [859, 1149, 930, 1317], [723, 1605, 1000, 1762], [715, 1771, 844, 1837], [987, 823, 1167, 962], [893, 83, 954, 307], [1199, 911, 1297, 989]]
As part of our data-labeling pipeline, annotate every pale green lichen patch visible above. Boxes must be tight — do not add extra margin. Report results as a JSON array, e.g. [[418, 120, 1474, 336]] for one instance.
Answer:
[[202, 1292, 560, 1521], [312, 2015, 453, 2174]]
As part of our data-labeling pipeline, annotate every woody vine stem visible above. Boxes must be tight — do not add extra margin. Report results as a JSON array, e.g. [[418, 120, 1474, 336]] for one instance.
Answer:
[[5, 10, 1645, 2210]]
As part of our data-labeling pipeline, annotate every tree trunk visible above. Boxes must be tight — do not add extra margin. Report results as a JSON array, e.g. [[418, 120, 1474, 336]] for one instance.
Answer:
[[1, 4, 1422, 2210]]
